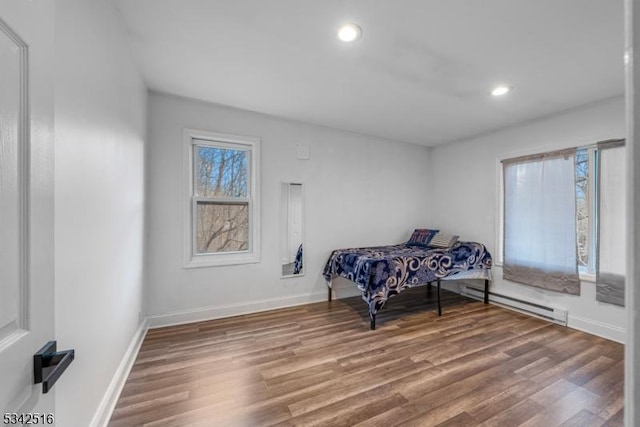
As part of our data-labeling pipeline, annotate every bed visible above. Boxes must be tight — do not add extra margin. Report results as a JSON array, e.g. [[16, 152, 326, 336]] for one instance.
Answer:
[[322, 241, 493, 329]]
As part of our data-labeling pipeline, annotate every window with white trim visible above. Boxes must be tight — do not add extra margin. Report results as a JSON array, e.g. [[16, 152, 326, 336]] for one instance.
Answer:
[[184, 129, 260, 268]]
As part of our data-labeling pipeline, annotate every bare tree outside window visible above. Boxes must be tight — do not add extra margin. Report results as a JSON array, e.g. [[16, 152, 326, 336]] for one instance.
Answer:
[[575, 150, 589, 271], [194, 144, 250, 254], [196, 202, 248, 253]]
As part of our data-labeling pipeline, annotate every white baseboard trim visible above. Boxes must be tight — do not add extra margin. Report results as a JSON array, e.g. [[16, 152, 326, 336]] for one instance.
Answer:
[[568, 315, 625, 344], [89, 318, 148, 427], [147, 291, 328, 329]]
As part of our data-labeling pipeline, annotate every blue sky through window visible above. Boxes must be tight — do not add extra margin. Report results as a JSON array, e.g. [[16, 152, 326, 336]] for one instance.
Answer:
[[196, 146, 248, 198]]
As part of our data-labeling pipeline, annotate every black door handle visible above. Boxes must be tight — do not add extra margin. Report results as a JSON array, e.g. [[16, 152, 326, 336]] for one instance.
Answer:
[[33, 341, 75, 393]]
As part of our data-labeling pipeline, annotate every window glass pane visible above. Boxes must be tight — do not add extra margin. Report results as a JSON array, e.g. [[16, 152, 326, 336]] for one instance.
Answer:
[[196, 202, 249, 254], [575, 149, 589, 271], [195, 144, 248, 198]]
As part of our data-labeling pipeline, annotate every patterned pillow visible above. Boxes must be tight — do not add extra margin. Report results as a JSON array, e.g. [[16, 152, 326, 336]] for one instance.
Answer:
[[407, 229, 439, 247], [429, 232, 459, 248]]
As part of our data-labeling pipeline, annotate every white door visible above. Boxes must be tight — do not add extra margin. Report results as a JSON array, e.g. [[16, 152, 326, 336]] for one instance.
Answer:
[[0, 0, 56, 418]]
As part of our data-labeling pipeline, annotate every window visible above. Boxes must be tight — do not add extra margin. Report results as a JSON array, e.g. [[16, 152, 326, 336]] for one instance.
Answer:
[[575, 148, 597, 275], [566, 145, 623, 278], [499, 139, 625, 296], [502, 149, 581, 294], [184, 129, 260, 268]]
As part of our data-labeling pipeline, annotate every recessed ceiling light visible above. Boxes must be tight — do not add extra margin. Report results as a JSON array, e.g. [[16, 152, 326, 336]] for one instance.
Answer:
[[337, 23, 362, 42], [491, 85, 512, 96]]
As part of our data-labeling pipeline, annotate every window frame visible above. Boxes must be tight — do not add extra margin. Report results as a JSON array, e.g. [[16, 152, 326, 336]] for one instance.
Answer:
[[183, 128, 261, 268]]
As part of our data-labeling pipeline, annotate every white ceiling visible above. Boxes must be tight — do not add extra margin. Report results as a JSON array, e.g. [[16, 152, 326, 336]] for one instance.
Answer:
[[115, 0, 624, 146]]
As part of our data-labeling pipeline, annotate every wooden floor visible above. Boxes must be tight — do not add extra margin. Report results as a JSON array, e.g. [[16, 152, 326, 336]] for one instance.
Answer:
[[109, 288, 624, 427]]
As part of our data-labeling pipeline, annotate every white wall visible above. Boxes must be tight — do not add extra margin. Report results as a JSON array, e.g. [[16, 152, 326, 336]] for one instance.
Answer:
[[54, 1, 147, 426], [429, 96, 627, 342], [145, 92, 431, 324]]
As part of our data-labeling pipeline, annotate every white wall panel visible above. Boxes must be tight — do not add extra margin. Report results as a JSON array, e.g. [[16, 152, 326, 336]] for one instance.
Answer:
[[54, 1, 147, 425]]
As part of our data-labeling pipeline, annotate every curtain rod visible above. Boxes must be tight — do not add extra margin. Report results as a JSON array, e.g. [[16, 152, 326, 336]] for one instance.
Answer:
[[501, 138, 625, 165]]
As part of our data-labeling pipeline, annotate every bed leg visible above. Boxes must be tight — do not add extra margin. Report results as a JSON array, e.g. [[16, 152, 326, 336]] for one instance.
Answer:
[[484, 279, 489, 304], [426, 281, 433, 298], [437, 279, 442, 316], [328, 285, 332, 302], [370, 313, 376, 330]]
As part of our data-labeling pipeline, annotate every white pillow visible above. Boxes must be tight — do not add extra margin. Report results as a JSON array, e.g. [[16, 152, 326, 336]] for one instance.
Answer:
[[429, 232, 459, 248]]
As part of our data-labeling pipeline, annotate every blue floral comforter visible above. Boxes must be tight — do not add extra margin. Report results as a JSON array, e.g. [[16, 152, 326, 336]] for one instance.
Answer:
[[322, 242, 492, 317]]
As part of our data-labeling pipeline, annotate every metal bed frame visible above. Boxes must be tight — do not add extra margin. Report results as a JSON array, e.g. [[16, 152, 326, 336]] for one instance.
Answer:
[[328, 278, 490, 330]]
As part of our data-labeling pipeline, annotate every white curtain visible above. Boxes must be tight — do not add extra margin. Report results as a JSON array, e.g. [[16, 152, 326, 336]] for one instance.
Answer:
[[503, 150, 580, 294], [596, 145, 626, 306]]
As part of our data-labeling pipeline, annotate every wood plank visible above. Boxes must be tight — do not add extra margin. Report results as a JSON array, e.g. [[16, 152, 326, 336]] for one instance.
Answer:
[[560, 409, 606, 427], [520, 387, 600, 426]]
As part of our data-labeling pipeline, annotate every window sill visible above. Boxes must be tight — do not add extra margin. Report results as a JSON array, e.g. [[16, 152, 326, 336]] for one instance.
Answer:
[[183, 253, 261, 269], [579, 273, 596, 283]]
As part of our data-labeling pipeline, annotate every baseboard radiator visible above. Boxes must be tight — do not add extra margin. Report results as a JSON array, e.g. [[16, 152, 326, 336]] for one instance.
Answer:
[[459, 283, 568, 326]]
